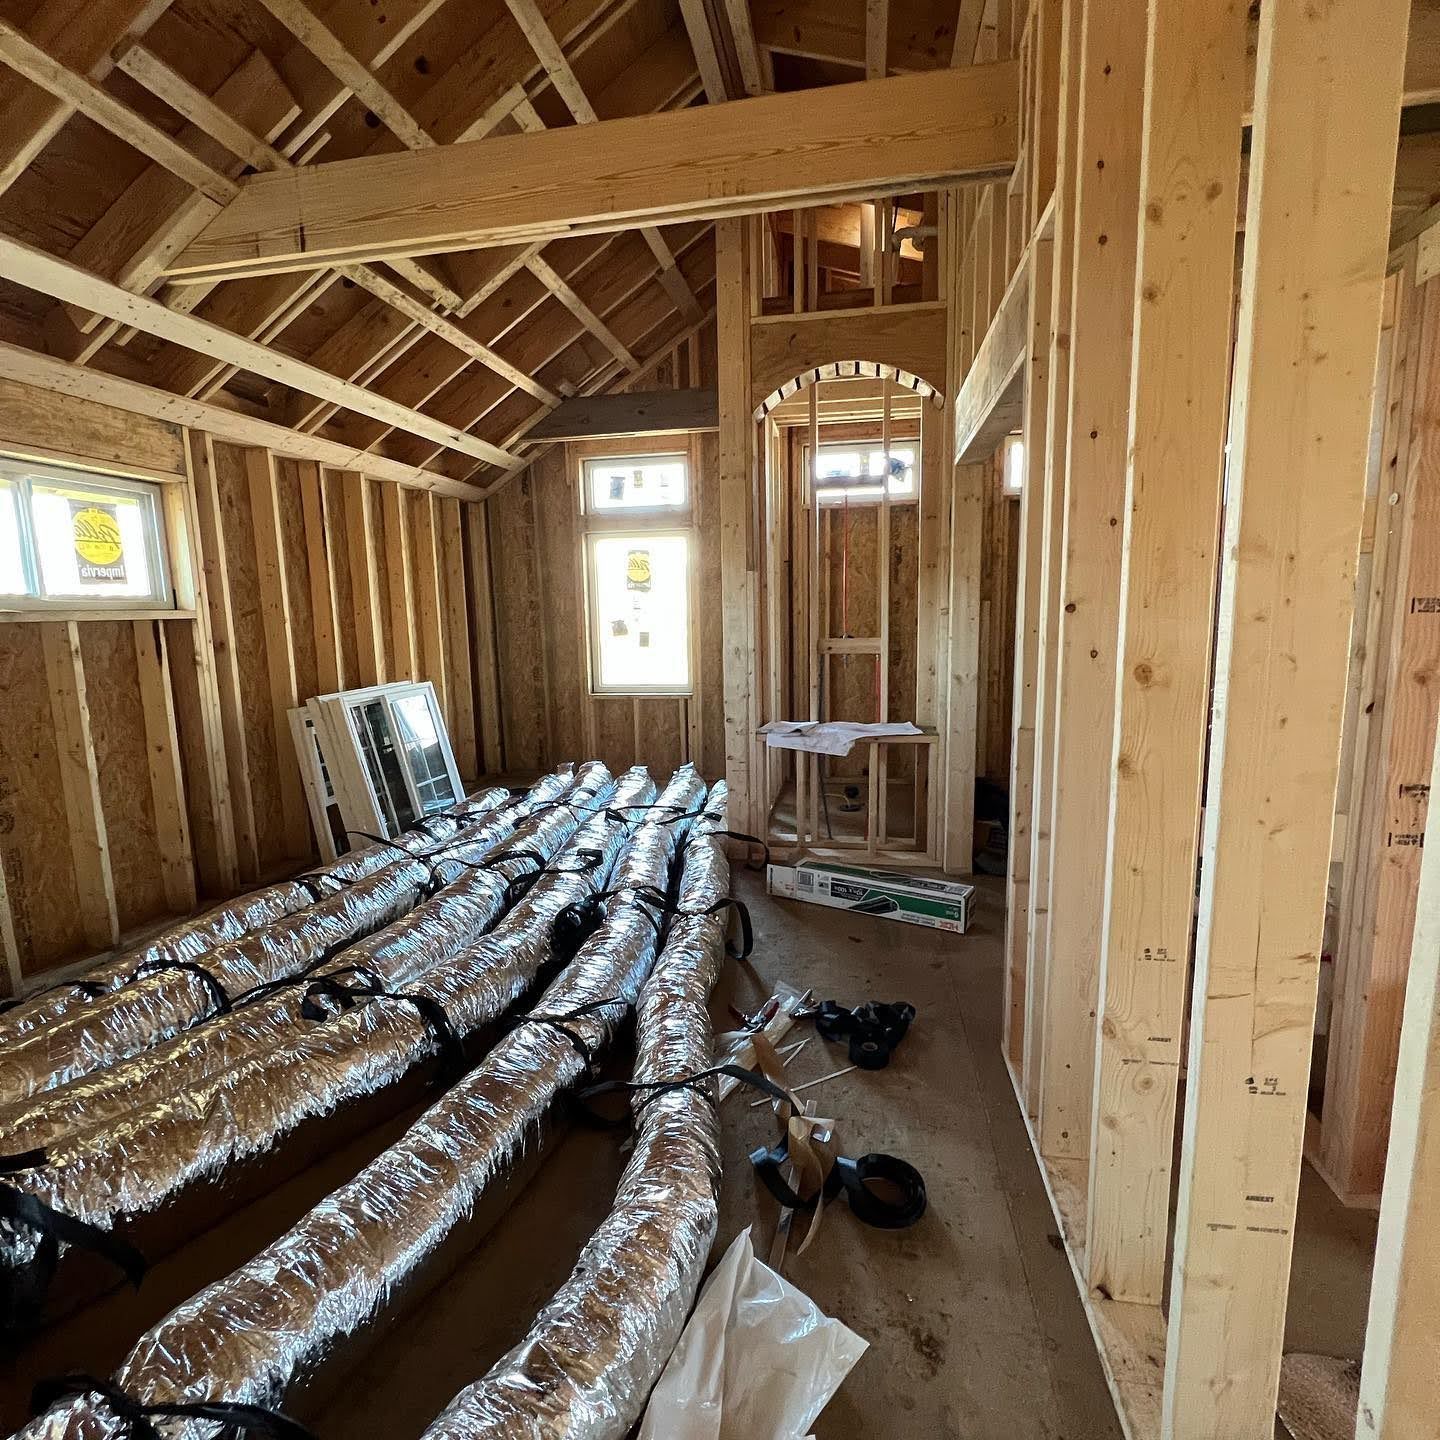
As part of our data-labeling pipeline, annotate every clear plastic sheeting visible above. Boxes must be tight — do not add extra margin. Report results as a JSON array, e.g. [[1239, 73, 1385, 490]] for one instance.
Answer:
[[636, 1226, 868, 1440], [14, 767, 709, 1440], [0, 766, 639, 1294], [0, 784, 521, 1049], [0, 767, 597, 1155], [419, 782, 732, 1440]]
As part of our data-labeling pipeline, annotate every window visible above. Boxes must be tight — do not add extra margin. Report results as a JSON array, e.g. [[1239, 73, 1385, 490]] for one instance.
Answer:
[[0, 460, 172, 609], [580, 449, 694, 696], [297, 682, 464, 848], [1002, 433, 1025, 496], [814, 440, 918, 504], [583, 452, 688, 513]]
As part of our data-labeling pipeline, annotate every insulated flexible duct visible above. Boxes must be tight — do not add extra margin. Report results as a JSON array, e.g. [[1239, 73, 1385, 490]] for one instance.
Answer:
[[0, 766, 645, 1322], [14, 766, 708, 1440], [0, 767, 599, 1155], [420, 783, 728, 1440], [0, 781, 523, 1049]]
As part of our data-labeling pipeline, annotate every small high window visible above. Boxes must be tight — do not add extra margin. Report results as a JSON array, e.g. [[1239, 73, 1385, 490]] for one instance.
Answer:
[[814, 441, 917, 504], [583, 453, 688, 513], [0, 460, 172, 610]]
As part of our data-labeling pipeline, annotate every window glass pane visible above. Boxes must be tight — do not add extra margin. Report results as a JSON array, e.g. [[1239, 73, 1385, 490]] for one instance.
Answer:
[[815, 441, 917, 503], [590, 533, 691, 692], [29, 478, 163, 601], [0, 481, 30, 597], [1003, 434, 1025, 495], [391, 691, 458, 814], [351, 700, 418, 832], [586, 455, 688, 512]]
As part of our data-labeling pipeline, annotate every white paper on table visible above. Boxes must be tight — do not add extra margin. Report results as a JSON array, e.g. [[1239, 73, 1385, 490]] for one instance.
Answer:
[[637, 1226, 868, 1440], [759, 720, 923, 757]]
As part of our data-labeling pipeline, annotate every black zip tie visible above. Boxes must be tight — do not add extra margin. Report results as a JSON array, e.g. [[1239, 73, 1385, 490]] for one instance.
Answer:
[[506, 996, 633, 1072], [131, 959, 232, 1020], [0, 1151, 147, 1293], [299, 975, 466, 1087], [0, 977, 108, 1015], [31, 1374, 317, 1440], [575, 887, 753, 959]]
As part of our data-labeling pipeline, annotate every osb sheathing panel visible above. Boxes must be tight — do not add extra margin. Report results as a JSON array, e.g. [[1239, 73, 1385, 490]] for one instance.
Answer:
[[0, 380, 185, 478], [276, 459, 319, 706], [0, 624, 84, 972], [79, 621, 167, 932], [212, 442, 284, 865], [490, 469, 548, 773]]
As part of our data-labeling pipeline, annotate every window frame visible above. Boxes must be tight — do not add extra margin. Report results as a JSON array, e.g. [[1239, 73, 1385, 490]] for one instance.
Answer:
[[302, 681, 464, 844], [580, 450, 690, 519], [575, 440, 698, 699], [810, 436, 922, 507], [0, 456, 177, 616], [583, 526, 695, 697]]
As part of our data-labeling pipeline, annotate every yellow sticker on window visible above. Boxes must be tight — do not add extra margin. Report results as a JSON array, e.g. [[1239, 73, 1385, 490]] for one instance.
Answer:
[[625, 549, 651, 591], [70, 502, 126, 582]]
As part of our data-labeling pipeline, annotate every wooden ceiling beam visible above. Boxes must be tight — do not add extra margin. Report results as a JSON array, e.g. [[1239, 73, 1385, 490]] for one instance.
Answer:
[[0, 340, 484, 497], [677, 0, 731, 103], [0, 0, 171, 197], [386, 227, 708, 468], [719, 0, 764, 94], [170, 63, 1019, 281], [339, 263, 560, 403], [47, 48, 301, 363], [0, 234, 517, 469], [253, 0, 438, 150], [527, 254, 639, 370], [866, 0, 890, 78], [500, 0, 702, 324], [0, 16, 235, 202]]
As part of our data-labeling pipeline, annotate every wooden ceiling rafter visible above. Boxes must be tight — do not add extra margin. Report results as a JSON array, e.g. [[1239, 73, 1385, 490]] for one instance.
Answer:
[[501, 0, 702, 323]]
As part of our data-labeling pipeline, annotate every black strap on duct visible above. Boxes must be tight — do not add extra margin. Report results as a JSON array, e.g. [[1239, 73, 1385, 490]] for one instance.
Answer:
[[749, 1139, 927, 1230], [694, 828, 771, 870], [505, 995, 633, 1072], [31, 1374, 317, 1440], [813, 1000, 916, 1070], [0, 977, 108, 1015], [0, 1151, 146, 1293], [131, 959, 233, 1020], [554, 887, 754, 960], [299, 974, 466, 1086], [579, 1062, 795, 1120]]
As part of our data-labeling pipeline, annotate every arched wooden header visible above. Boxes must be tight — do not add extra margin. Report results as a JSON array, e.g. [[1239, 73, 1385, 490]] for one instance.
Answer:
[[752, 360, 944, 423]]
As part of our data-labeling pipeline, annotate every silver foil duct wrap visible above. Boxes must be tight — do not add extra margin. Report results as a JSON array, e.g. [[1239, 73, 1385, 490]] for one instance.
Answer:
[[0, 767, 606, 1155], [13, 765, 708, 1440], [0, 783, 523, 1050], [0, 766, 641, 1291], [0, 775, 573, 1113], [420, 782, 729, 1440]]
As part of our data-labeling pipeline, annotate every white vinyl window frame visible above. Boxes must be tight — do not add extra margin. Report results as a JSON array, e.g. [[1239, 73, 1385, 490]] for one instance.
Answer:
[[582, 527, 695, 697], [300, 682, 463, 845], [581, 450, 690, 517], [0, 457, 175, 613], [578, 447, 697, 699]]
